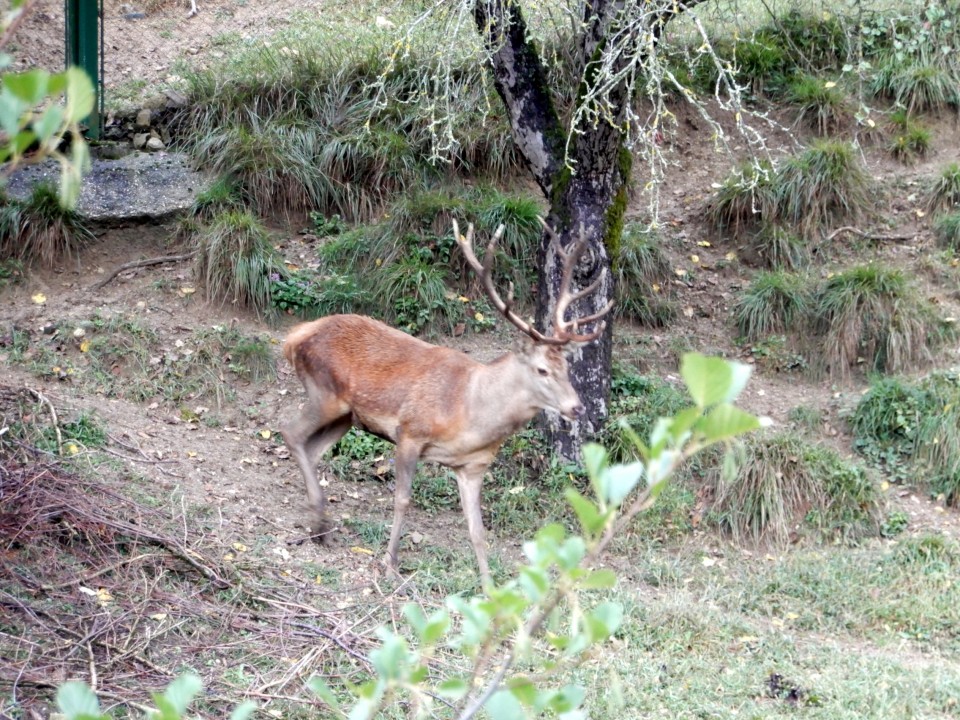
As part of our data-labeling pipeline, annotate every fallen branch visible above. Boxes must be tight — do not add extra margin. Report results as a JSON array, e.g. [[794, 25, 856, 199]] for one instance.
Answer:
[[824, 226, 916, 243], [90, 252, 197, 291]]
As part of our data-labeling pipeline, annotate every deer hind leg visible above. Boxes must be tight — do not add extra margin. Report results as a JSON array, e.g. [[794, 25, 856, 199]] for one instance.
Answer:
[[455, 464, 492, 588], [282, 403, 351, 544], [384, 439, 422, 577]]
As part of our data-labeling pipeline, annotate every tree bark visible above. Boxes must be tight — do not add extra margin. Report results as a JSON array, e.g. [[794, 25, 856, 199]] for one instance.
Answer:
[[473, 0, 700, 460]]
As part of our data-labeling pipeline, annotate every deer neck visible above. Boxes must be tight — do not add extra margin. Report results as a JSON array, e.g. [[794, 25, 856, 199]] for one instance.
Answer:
[[467, 352, 541, 442]]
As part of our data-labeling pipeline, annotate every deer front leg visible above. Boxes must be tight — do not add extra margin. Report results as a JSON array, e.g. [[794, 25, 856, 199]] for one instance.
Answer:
[[455, 464, 492, 588], [384, 440, 421, 576], [282, 409, 350, 544]]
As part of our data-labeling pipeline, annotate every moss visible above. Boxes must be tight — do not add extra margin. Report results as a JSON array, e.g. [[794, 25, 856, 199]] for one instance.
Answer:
[[604, 146, 632, 265]]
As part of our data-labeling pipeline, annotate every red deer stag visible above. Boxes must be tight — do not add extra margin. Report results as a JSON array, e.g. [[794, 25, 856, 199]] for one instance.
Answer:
[[281, 220, 612, 586]]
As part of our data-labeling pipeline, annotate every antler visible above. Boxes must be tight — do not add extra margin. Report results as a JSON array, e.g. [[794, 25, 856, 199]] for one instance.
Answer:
[[454, 219, 613, 345], [538, 218, 614, 343], [454, 220, 565, 345]]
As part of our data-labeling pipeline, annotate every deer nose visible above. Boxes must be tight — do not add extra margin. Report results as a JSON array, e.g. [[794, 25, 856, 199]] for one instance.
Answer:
[[572, 403, 585, 418]]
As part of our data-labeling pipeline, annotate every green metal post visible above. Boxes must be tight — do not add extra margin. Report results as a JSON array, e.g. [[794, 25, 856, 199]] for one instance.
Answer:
[[64, 0, 102, 139]]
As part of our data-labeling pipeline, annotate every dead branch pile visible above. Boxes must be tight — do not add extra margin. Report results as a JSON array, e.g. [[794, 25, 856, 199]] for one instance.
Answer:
[[0, 384, 417, 717]]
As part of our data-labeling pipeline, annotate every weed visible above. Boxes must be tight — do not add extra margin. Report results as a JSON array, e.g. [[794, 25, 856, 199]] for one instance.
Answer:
[[812, 264, 947, 378], [739, 335, 807, 374], [774, 140, 872, 241], [880, 511, 909, 538], [787, 74, 849, 135], [194, 210, 281, 318], [602, 369, 690, 462], [872, 57, 959, 113], [787, 405, 822, 432], [0, 257, 24, 290], [343, 518, 387, 548], [0, 184, 93, 268], [411, 473, 460, 515], [270, 270, 372, 318], [889, 124, 932, 163], [381, 255, 455, 334], [933, 211, 960, 251], [614, 223, 675, 326], [927, 162, 960, 214], [309, 212, 347, 237], [733, 271, 810, 341]]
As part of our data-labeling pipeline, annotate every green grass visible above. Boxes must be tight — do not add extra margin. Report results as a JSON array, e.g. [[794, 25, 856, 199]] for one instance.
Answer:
[[934, 210, 960, 251], [927, 162, 960, 214], [194, 210, 281, 318], [706, 160, 776, 239], [811, 264, 948, 379], [872, 57, 959, 113], [613, 223, 675, 326], [853, 371, 960, 505], [745, 224, 809, 270], [707, 432, 881, 544], [0, 184, 93, 268], [787, 74, 850, 135], [774, 140, 873, 241], [733, 270, 810, 341]]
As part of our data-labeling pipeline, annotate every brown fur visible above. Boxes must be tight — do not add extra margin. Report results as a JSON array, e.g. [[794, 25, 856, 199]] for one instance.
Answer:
[[281, 314, 584, 586]]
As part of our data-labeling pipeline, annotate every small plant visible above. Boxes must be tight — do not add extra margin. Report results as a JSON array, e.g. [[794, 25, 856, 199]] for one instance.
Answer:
[[934, 210, 960, 251], [927, 162, 960, 214], [194, 210, 281, 318], [745, 224, 809, 270], [309, 211, 347, 237], [0, 183, 93, 267], [733, 271, 810, 341], [812, 264, 947, 378], [0, 256, 24, 290], [787, 74, 850, 135], [381, 254, 455, 334], [888, 112, 932, 163], [706, 160, 776, 238], [614, 223, 675, 326], [871, 57, 959, 114], [270, 270, 372, 317], [880, 510, 909, 538], [774, 140, 872, 241]]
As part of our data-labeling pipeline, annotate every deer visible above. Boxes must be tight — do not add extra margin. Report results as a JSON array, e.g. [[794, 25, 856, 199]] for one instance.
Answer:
[[280, 220, 612, 587]]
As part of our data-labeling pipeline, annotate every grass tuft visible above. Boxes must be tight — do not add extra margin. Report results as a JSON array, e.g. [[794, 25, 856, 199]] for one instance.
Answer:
[[812, 264, 947, 379], [706, 161, 776, 239], [734, 271, 810, 341], [927, 162, 960, 215], [775, 140, 872, 241], [933, 210, 960, 251], [614, 224, 675, 326], [787, 74, 850, 135], [745, 224, 810, 270], [0, 184, 93, 268], [194, 210, 280, 318], [708, 432, 881, 544]]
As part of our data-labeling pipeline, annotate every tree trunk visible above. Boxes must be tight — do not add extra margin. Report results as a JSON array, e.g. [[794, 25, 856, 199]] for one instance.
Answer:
[[473, 0, 696, 460]]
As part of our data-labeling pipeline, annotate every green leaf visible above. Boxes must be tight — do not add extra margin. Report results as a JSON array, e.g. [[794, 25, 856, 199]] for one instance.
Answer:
[[56, 681, 101, 720], [586, 601, 623, 641], [32, 104, 63, 144], [370, 630, 408, 681], [556, 536, 586, 570], [229, 701, 257, 720], [565, 488, 605, 536], [437, 677, 470, 700], [696, 403, 762, 444], [308, 676, 341, 710], [163, 674, 202, 715], [680, 353, 752, 408], [3, 68, 50, 103], [0, 89, 28, 135], [579, 568, 616, 589], [64, 67, 95, 123], [421, 610, 450, 645], [485, 689, 526, 720], [151, 695, 179, 720], [599, 461, 644, 506], [402, 603, 426, 635], [518, 565, 549, 601], [581, 442, 607, 497]]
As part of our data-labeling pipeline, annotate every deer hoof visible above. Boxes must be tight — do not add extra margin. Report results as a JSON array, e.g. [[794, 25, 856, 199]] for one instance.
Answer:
[[310, 514, 333, 545]]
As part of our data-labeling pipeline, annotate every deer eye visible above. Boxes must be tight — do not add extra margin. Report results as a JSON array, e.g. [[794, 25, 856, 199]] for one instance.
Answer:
[[537, 367, 549, 377]]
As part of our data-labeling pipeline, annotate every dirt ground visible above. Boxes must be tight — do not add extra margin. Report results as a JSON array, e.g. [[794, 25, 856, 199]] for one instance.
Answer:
[[4, 0, 960, 600]]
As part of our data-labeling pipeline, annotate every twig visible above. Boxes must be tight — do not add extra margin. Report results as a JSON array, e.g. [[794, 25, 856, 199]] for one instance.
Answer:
[[40, 553, 161, 591], [89, 252, 197, 291], [0, 0, 39, 50], [824, 226, 916, 243], [26, 389, 61, 455], [86, 642, 98, 691], [286, 622, 370, 665]]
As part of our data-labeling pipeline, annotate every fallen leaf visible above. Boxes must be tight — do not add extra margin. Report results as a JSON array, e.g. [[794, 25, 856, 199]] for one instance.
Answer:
[[232, 542, 249, 553], [259, 429, 272, 439], [351, 546, 374, 555], [79, 339, 91, 353], [180, 286, 196, 295], [32, 293, 46, 304]]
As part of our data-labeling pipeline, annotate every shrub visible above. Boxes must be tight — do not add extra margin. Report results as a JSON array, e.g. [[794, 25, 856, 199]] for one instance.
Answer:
[[774, 140, 872, 241], [270, 270, 372, 318], [871, 57, 959, 113], [708, 432, 881, 544], [733, 271, 810, 341], [194, 210, 281, 317], [888, 113, 932, 163], [0, 184, 93, 268], [614, 224, 675, 326], [812, 264, 947, 378]]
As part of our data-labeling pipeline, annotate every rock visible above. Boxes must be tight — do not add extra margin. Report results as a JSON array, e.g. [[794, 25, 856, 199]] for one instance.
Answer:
[[145, 137, 165, 152], [132, 132, 148, 149], [135, 108, 151, 129]]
